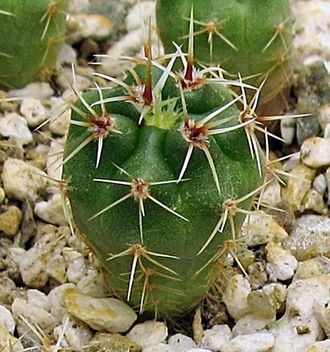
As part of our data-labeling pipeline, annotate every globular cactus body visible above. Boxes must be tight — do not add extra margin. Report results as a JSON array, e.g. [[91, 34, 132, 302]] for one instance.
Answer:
[[0, 0, 67, 90], [156, 0, 292, 105], [63, 58, 264, 314]]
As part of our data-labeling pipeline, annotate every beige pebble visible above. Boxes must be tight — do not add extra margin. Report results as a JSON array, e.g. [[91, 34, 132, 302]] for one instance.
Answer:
[[0, 324, 24, 352], [63, 287, 137, 333], [0, 206, 22, 236], [301, 137, 330, 168], [1, 158, 47, 201], [126, 321, 168, 348], [282, 163, 316, 212]]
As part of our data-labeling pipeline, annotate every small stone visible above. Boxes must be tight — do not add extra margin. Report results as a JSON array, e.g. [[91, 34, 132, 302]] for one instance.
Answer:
[[281, 163, 316, 212], [20, 97, 46, 127], [0, 305, 15, 334], [201, 325, 232, 351], [1, 158, 47, 201], [0, 276, 16, 305], [296, 116, 321, 145], [185, 349, 212, 352], [168, 334, 196, 351], [63, 287, 137, 333], [55, 68, 91, 91], [318, 104, 330, 132], [126, 321, 168, 348], [68, 0, 90, 14], [10, 225, 69, 287], [307, 340, 330, 352], [314, 300, 330, 338], [8, 82, 54, 100], [34, 193, 67, 225], [48, 106, 70, 136], [247, 262, 268, 290], [88, 332, 141, 352], [142, 343, 175, 352], [0, 188, 5, 204], [313, 174, 327, 195], [0, 112, 33, 145], [73, 14, 113, 40], [257, 179, 282, 207], [222, 274, 251, 321], [242, 211, 288, 247], [326, 167, 330, 205], [77, 268, 109, 298], [53, 315, 93, 349], [324, 123, 330, 138], [0, 206, 22, 236], [294, 257, 330, 281], [232, 314, 274, 336], [222, 333, 275, 352], [266, 242, 298, 281], [63, 248, 87, 284], [58, 43, 77, 65], [0, 324, 24, 352], [48, 283, 76, 325], [302, 189, 328, 215], [125, 1, 156, 32], [26, 289, 49, 310], [47, 138, 64, 180], [284, 214, 330, 260], [301, 137, 330, 168], [11, 298, 57, 335], [280, 115, 296, 145]]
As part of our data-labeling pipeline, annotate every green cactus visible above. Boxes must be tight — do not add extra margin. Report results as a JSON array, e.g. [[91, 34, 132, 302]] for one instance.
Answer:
[[156, 0, 292, 105], [62, 40, 267, 314], [0, 0, 67, 90]]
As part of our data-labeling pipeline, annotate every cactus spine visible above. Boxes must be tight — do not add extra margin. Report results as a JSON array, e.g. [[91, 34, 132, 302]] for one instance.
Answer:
[[156, 0, 292, 105], [0, 0, 67, 90]]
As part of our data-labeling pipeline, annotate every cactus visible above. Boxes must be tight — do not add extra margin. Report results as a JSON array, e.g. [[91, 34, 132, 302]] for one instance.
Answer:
[[0, 0, 67, 90], [62, 35, 269, 315], [156, 0, 292, 105]]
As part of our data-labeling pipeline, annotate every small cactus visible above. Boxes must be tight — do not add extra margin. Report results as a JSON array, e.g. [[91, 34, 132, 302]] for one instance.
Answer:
[[63, 38, 268, 314], [156, 0, 292, 105], [0, 0, 67, 90]]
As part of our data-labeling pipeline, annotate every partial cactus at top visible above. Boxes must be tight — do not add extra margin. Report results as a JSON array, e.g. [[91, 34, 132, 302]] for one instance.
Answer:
[[156, 0, 292, 105], [0, 0, 67, 90], [62, 39, 268, 314]]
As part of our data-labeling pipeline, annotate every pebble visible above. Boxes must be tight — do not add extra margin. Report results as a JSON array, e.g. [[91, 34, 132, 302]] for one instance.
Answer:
[[241, 211, 288, 247], [296, 116, 321, 146], [222, 274, 251, 321], [301, 137, 330, 168], [168, 333, 196, 351], [89, 332, 142, 352], [324, 123, 330, 138], [48, 105, 70, 136], [232, 314, 274, 336], [8, 82, 54, 100], [0, 206, 22, 236], [281, 163, 316, 212], [63, 287, 137, 333], [46, 138, 65, 180], [271, 276, 330, 352], [0, 305, 15, 334], [34, 193, 67, 225], [26, 289, 49, 310], [48, 283, 76, 325], [73, 14, 113, 40], [1, 158, 47, 201], [294, 257, 330, 281], [55, 67, 91, 92], [0, 324, 24, 352], [76, 268, 109, 298], [257, 179, 282, 207], [318, 104, 330, 132], [53, 315, 93, 348], [222, 333, 275, 352], [201, 325, 232, 351], [284, 214, 330, 261], [63, 248, 87, 284], [19, 97, 46, 127], [125, 1, 156, 32], [314, 300, 330, 338], [126, 321, 168, 348], [313, 174, 327, 195], [326, 167, 330, 205], [307, 340, 330, 352], [10, 225, 69, 287], [265, 242, 298, 281], [302, 189, 328, 215], [11, 297, 57, 335], [280, 115, 296, 145], [0, 276, 16, 305], [68, 0, 90, 14], [142, 343, 175, 352], [0, 188, 5, 204], [292, 0, 330, 64], [58, 43, 78, 65], [0, 112, 33, 145]]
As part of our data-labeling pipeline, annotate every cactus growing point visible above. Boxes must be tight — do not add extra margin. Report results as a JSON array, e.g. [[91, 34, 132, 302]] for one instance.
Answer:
[[0, 0, 67, 90]]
